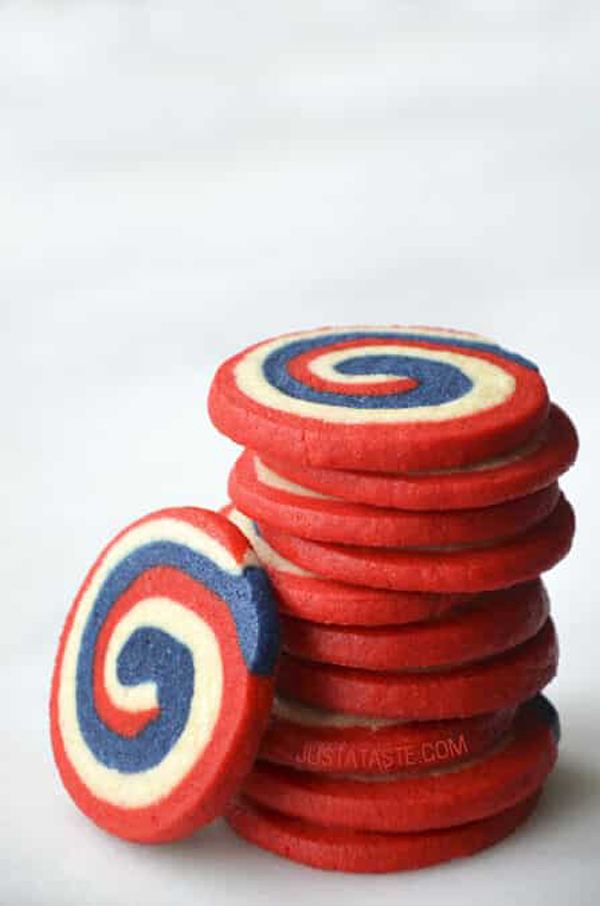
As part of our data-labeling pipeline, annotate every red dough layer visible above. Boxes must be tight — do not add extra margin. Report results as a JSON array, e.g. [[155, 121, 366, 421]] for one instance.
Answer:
[[221, 504, 478, 625], [260, 700, 516, 775], [226, 790, 542, 873], [263, 404, 578, 511], [209, 332, 550, 472], [259, 495, 575, 593], [261, 570, 475, 625], [280, 580, 549, 669], [243, 699, 557, 833], [230, 450, 561, 547], [276, 618, 558, 720]]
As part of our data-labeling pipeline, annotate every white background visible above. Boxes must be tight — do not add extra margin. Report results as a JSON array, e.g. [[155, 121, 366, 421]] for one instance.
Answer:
[[3, 2, 599, 904]]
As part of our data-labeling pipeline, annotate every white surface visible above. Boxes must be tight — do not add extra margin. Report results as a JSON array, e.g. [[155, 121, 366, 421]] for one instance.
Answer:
[[2, 2, 599, 904]]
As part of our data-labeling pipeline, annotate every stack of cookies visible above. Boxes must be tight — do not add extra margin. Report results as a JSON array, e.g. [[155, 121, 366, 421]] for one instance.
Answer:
[[209, 326, 578, 873]]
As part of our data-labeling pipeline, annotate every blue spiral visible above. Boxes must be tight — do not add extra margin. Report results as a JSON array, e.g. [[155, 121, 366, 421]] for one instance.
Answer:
[[76, 541, 279, 773], [262, 332, 537, 409]]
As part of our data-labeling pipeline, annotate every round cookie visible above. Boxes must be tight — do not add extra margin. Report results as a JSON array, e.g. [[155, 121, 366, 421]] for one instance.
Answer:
[[223, 506, 477, 625], [260, 696, 516, 775], [263, 403, 578, 511], [50, 507, 280, 843], [242, 696, 558, 833], [259, 495, 575, 593], [276, 618, 558, 720], [230, 451, 561, 547], [209, 326, 549, 472], [280, 579, 549, 670], [226, 790, 542, 873]]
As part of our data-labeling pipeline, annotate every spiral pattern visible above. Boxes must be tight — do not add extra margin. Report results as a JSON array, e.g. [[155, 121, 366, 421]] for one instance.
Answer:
[[233, 327, 538, 424], [211, 326, 549, 470], [52, 510, 278, 813]]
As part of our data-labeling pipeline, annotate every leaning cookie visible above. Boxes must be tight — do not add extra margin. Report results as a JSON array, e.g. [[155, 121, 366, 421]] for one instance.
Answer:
[[242, 696, 558, 833], [222, 506, 476, 625], [209, 326, 549, 472], [226, 790, 542, 873], [262, 404, 578, 511], [258, 495, 575, 592], [279, 579, 549, 670], [229, 450, 561, 547], [50, 507, 279, 843], [260, 695, 516, 775], [276, 619, 558, 720]]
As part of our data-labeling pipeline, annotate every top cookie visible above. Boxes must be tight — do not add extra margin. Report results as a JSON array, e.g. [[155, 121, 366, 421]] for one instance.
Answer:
[[209, 327, 548, 471]]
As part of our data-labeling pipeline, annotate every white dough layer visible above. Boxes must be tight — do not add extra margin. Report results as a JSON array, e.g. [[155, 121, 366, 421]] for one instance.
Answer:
[[253, 456, 332, 500], [227, 508, 313, 577], [273, 695, 404, 729]]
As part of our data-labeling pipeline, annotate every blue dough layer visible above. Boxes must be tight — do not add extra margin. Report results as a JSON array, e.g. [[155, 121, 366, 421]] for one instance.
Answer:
[[262, 331, 537, 409], [76, 541, 279, 773], [531, 693, 561, 744]]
